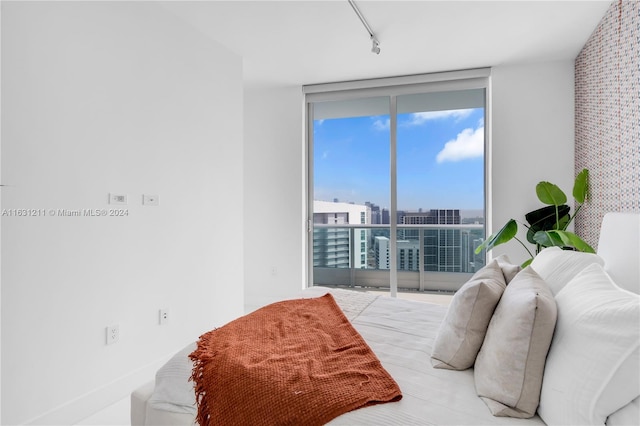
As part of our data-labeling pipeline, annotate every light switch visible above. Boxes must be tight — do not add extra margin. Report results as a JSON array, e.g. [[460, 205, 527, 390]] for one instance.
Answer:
[[109, 193, 127, 205]]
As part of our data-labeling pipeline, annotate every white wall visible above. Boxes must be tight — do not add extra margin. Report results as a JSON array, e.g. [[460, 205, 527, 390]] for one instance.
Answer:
[[243, 86, 305, 312], [0, 3, 3, 421], [242, 61, 575, 308], [490, 61, 575, 264], [1, 2, 244, 424]]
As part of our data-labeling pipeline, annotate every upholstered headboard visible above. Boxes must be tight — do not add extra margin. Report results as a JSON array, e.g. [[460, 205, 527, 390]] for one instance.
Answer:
[[596, 212, 640, 294]]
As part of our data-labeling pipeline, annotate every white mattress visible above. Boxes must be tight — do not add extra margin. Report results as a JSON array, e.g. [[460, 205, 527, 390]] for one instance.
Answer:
[[132, 287, 546, 425]]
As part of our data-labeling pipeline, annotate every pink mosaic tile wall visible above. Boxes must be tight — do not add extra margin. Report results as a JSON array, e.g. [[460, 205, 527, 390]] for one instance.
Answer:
[[575, 0, 639, 249]]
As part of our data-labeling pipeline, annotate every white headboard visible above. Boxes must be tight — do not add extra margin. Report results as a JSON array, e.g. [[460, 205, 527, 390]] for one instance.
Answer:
[[596, 212, 640, 294]]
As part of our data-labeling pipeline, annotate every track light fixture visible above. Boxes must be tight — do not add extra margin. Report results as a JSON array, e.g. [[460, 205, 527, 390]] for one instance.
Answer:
[[348, 0, 380, 55], [371, 36, 380, 55]]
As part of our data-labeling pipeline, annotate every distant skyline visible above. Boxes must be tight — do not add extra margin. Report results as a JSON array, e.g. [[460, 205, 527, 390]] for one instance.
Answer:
[[313, 108, 485, 212]]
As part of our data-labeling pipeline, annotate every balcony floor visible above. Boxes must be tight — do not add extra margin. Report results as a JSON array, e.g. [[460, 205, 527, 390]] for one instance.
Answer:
[[317, 285, 454, 306], [365, 289, 453, 306]]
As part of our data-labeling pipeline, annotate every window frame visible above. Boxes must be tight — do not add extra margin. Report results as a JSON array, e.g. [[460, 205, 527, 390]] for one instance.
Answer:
[[303, 68, 492, 295]]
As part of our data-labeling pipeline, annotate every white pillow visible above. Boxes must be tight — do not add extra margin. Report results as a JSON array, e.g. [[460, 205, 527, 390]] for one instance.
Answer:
[[607, 397, 640, 426], [149, 342, 197, 414], [530, 246, 605, 295], [538, 264, 640, 426], [597, 212, 640, 295]]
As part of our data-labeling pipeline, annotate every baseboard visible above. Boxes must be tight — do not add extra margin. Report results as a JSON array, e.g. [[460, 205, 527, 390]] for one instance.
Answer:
[[25, 354, 174, 426]]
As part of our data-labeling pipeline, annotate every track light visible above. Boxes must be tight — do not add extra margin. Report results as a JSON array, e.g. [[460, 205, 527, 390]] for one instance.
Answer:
[[371, 36, 380, 55], [348, 0, 381, 55]]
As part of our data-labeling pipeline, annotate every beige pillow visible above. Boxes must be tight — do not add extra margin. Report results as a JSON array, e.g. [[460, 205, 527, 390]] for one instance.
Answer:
[[431, 260, 507, 370], [474, 266, 557, 418], [494, 254, 522, 283]]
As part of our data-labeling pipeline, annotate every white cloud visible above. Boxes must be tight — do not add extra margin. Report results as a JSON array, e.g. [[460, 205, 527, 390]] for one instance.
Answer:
[[372, 118, 390, 131], [406, 109, 474, 126], [373, 109, 476, 130], [436, 125, 484, 163]]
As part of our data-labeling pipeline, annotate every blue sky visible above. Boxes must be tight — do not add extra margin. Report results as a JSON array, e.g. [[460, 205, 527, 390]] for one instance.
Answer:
[[313, 108, 485, 211]]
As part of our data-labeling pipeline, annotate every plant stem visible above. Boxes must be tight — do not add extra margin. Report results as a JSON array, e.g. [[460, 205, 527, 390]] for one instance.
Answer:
[[514, 237, 535, 259], [565, 204, 582, 229]]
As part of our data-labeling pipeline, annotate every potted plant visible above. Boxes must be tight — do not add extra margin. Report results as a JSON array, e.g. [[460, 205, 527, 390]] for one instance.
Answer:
[[476, 169, 593, 267]]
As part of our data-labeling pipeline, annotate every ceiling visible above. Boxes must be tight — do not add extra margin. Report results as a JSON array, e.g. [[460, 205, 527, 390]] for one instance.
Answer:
[[162, 0, 612, 89]]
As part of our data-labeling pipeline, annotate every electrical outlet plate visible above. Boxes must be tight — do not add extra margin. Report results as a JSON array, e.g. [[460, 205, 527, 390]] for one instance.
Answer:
[[143, 194, 159, 206], [109, 193, 127, 205], [106, 324, 119, 345], [159, 309, 169, 325]]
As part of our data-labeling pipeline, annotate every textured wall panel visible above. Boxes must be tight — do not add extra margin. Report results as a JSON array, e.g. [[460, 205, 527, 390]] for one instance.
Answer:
[[575, 0, 639, 248]]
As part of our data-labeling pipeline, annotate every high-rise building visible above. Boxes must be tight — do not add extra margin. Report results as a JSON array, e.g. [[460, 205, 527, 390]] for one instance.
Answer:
[[397, 210, 407, 225], [401, 209, 464, 272], [381, 208, 390, 224], [374, 236, 420, 271], [313, 200, 370, 269], [365, 202, 382, 224], [374, 236, 390, 269], [403, 209, 461, 224]]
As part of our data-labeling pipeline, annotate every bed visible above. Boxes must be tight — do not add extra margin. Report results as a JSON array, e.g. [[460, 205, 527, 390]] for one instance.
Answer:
[[131, 212, 639, 425]]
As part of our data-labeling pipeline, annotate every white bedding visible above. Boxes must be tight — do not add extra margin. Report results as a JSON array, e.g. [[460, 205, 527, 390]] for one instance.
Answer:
[[131, 212, 640, 426], [324, 290, 545, 426], [133, 287, 545, 425]]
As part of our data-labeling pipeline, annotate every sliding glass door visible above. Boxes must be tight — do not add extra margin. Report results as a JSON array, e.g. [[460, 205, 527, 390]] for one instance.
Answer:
[[305, 71, 489, 295]]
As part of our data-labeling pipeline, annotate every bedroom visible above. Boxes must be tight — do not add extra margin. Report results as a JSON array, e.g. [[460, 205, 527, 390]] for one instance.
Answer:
[[1, 0, 638, 425]]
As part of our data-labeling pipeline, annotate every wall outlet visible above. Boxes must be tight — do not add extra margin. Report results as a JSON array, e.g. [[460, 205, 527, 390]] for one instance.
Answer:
[[159, 308, 169, 325], [143, 194, 159, 206], [106, 324, 119, 345]]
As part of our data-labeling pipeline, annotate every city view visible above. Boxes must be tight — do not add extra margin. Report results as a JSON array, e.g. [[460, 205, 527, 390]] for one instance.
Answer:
[[311, 98, 486, 289], [314, 200, 485, 274]]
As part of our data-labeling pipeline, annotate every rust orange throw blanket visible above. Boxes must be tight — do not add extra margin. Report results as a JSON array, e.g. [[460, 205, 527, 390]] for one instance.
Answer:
[[189, 293, 402, 425]]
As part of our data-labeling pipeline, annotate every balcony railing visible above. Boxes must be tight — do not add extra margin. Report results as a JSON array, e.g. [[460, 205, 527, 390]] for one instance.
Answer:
[[312, 223, 485, 293]]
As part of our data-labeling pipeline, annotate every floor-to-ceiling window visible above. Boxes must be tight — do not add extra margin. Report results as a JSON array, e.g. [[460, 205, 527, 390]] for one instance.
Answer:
[[305, 70, 490, 295]]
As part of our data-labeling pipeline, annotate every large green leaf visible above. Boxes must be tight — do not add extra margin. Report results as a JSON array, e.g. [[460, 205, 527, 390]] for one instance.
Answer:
[[573, 168, 589, 204], [524, 205, 571, 243], [533, 230, 565, 248], [555, 231, 595, 253], [474, 219, 517, 254], [521, 258, 533, 268], [533, 230, 595, 253], [536, 181, 567, 206]]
